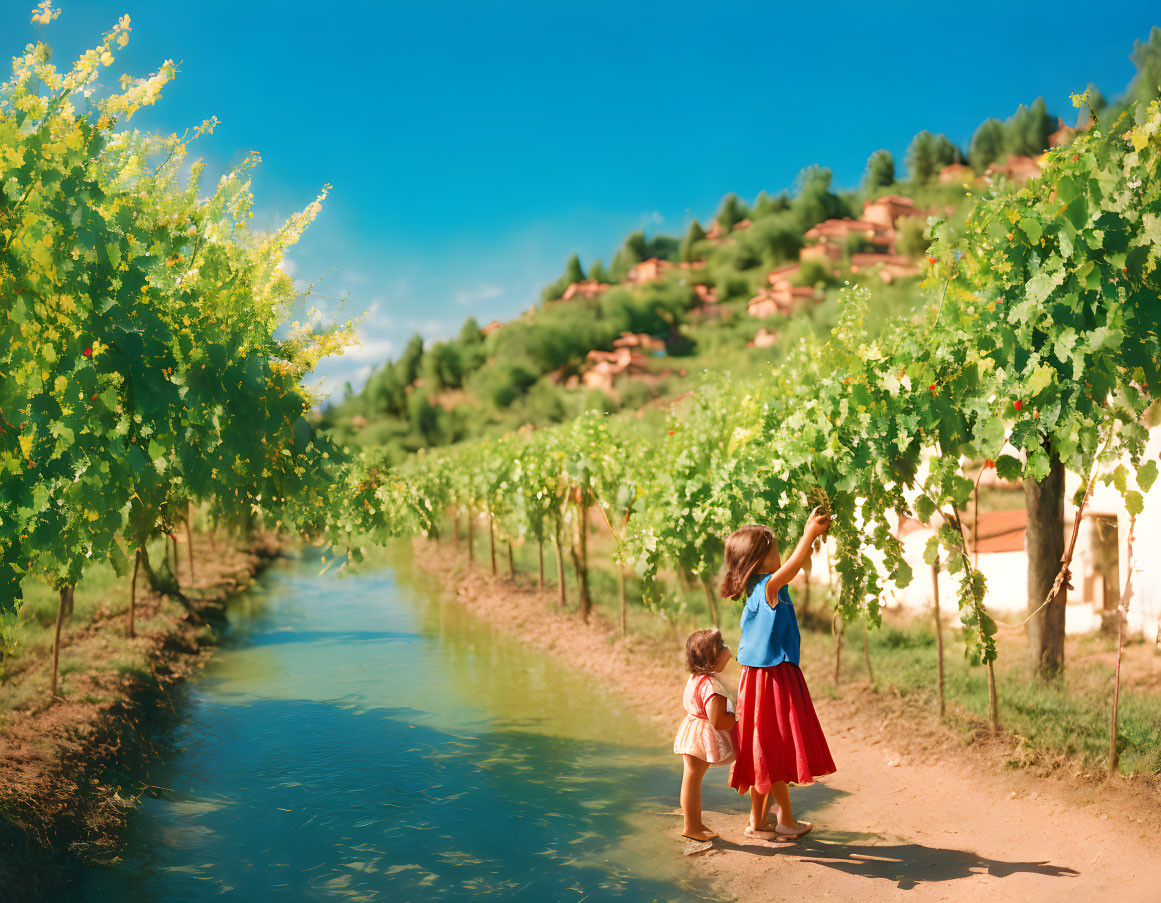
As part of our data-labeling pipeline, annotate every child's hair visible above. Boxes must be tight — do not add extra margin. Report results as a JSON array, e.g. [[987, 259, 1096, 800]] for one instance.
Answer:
[[685, 628, 725, 675], [720, 524, 774, 601]]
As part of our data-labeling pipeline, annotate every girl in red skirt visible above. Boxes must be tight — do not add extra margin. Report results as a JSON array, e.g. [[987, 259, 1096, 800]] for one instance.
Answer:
[[721, 511, 835, 843]]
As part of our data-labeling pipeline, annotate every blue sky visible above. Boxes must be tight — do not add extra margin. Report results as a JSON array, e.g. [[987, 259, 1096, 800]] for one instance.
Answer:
[[5, 1, 1158, 398]]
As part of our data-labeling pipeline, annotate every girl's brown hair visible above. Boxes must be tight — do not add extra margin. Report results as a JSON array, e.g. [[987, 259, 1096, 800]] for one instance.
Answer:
[[720, 524, 774, 601], [685, 628, 725, 676]]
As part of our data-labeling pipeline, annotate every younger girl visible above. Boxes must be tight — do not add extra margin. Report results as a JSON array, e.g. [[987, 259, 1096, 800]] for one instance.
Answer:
[[722, 511, 835, 843], [673, 628, 737, 842]]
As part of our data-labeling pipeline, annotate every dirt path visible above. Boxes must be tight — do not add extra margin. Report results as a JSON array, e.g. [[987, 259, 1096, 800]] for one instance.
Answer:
[[415, 542, 1161, 903]]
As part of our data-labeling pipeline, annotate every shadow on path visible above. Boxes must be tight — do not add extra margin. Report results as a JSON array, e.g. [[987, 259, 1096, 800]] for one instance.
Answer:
[[713, 830, 1080, 890]]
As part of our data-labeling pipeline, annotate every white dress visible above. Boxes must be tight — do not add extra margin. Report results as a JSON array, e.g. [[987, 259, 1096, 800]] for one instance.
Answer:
[[673, 673, 736, 765]]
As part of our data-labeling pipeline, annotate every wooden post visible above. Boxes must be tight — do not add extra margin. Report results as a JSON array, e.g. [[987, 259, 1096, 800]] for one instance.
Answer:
[[554, 517, 567, 609], [468, 510, 475, 564], [986, 659, 1000, 731], [932, 561, 945, 718], [129, 549, 141, 639], [507, 540, 515, 577], [862, 617, 874, 683], [489, 514, 497, 576], [572, 496, 592, 620], [452, 506, 460, 550], [832, 613, 844, 688], [538, 537, 545, 590], [185, 514, 195, 583], [1110, 516, 1136, 776], [50, 586, 72, 699], [620, 568, 628, 635]]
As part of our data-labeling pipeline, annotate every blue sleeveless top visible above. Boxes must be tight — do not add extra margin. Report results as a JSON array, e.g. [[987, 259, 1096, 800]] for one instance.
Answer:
[[736, 574, 800, 668]]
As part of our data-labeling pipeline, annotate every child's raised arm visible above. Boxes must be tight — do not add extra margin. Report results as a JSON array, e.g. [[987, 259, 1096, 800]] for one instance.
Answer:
[[765, 507, 831, 606]]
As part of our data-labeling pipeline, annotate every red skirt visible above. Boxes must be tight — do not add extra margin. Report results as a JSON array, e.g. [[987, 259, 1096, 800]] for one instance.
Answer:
[[729, 662, 835, 794]]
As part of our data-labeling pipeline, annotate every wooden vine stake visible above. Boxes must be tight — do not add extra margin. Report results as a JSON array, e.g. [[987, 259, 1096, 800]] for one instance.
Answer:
[[553, 516, 566, 609], [538, 537, 545, 590], [701, 577, 720, 629], [467, 509, 475, 564], [932, 560, 945, 718], [1109, 515, 1136, 777], [488, 513, 497, 576], [862, 616, 874, 683], [185, 513, 195, 584], [128, 548, 141, 639], [50, 586, 73, 700], [507, 540, 516, 577]]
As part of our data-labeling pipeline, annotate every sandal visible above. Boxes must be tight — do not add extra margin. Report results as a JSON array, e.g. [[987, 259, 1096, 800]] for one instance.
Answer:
[[745, 825, 796, 843], [775, 821, 813, 839]]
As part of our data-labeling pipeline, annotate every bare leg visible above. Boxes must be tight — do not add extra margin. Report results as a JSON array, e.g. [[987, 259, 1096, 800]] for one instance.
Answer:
[[771, 780, 811, 835], [749, 789, 772, 830], [680, 755, 715, 839]]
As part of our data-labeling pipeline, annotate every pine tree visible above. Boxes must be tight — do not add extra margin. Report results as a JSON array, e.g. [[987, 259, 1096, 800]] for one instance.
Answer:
[[864, 149, 895, 191]]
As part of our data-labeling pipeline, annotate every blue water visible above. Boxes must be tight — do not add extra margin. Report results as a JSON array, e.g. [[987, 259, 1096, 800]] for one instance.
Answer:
[[52, 544, 726, 902]]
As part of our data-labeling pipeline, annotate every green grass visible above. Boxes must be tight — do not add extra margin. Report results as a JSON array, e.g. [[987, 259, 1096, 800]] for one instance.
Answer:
[[799, 610, 1161, 777]]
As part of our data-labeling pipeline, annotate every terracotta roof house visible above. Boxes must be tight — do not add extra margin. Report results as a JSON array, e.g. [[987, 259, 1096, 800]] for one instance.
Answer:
[[677, 260, 707, 270], [799, 241, 843, 263], [985, 155, 1041, 185], [747, 327, 779, 349], [766, 262, 801, 288], [970, 509, 1027, 554], [862, 195, 921, 230], [705, 221, 725, 240], [691, 302, 725, 322], [693, 283, 718, 304], [581, 347, 651, 394], [559, 280, 610, 302], [612, 332, 665, 353], [1048, 118, 1075, 147], [938, 163, 975, 186], [732, 218, 753, 232], [747, 285, 815, 319], [804, 218, 887, 243], [625, 257, 673, 284], [481, 319, 503, 336], [850, 252, 922, 281]]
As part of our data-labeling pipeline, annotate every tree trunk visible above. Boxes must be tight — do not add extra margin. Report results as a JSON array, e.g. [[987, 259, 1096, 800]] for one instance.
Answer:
[[1025, 449, 1066, 678], [862, 617, 874, 683], [932, 561, 945, 718], [50, 586, 72, 699], [129, 548, 141, 639], [468, 511, 475, 564], [572, 499, 592, 620], [507, 540, 515, 577], [538, 537, 545, 590], [701, 577, 720, 629], [185, 514, 195, 584], [488, 514, 497, 576]]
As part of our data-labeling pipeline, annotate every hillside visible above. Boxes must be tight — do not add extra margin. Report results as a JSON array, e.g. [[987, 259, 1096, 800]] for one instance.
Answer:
[[317, 87, 1120, 462]]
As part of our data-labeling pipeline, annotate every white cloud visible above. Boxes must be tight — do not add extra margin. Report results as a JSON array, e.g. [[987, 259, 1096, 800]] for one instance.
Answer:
[[342, 337, 396, 362], [453, 284, 504, 306], [278, 258, 297, 277]]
